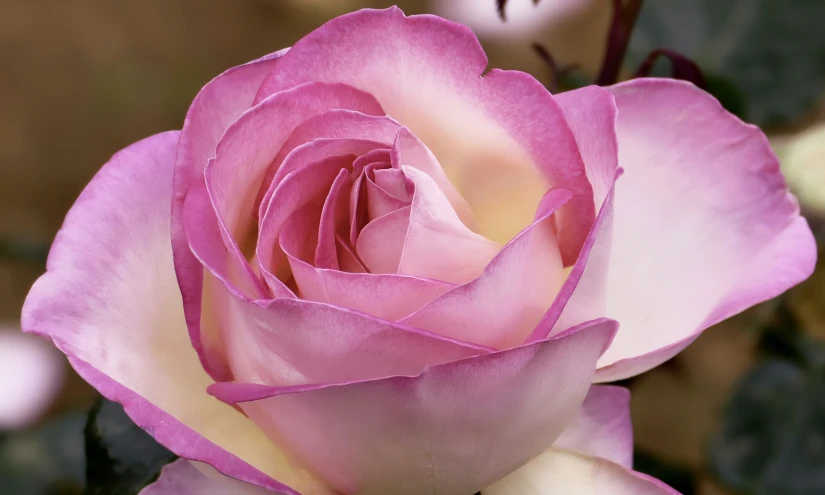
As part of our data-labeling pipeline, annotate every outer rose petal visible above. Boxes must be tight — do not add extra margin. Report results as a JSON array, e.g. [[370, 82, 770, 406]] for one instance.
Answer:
[[525, 176, 616, 343], [256, 7, 594, 263], [554, 85, 619, 207], [286, 258, 454, 321], [596, 79, 817, 381], [482, 449, 680, 495], [172, 49, 287, 381], [518, 87, 619, 347], [221, 292, 491, 387], [141, 459, 271, 495], [22, 133, 331, 495], [553, 385, 633, 469], [210, 318, 617, 495], [400, 188, 568, 348]]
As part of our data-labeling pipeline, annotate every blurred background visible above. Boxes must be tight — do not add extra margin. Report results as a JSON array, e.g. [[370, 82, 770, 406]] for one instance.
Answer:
[[1, 1, 824, 494]]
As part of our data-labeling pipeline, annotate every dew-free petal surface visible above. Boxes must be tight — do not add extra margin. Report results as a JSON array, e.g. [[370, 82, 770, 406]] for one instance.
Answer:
[[140, 459, 272, 495], [22, 132, 330, 495], [553, 385, 633, 468], [597, 79, 816, 381], [210, 318, 617, 495], [172, 50, 287, 381], [482, 448, 679, 495], [256, 7, 594, 262]]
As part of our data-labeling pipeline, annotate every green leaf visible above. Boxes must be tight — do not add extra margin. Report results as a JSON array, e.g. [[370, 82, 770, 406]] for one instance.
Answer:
[[709, 357, 825, 494], [628, 0, 825, 126], [84, 398, 176, 495], [0, 412, 86, 495]]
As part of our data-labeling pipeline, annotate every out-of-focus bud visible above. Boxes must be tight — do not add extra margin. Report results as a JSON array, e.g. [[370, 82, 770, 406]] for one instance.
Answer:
[[773, 123, 825, 217], [434, 0, 610, 76], [0, 327, 65, 430]]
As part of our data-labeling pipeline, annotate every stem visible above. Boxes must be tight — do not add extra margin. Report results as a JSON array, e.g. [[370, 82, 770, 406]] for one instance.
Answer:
[[634, 48, 707, 89], [596, 0, 644, 86], [497, 0, 508, 21], [532, 43, 560, 93]]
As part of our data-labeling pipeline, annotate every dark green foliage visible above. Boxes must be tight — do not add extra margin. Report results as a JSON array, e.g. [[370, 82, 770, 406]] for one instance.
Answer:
[[709, 305, 825, 495], [84, 399, 176, 495], [709, 358, 825, 495], [628, 0, 825, 126], [0, 412, 86, 495]]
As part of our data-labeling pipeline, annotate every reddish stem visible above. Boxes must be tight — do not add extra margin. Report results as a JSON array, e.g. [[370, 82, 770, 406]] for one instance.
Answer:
[[634, 48, 707, 89], [497, 0, 508, 21], [596, 0, 644, 86]]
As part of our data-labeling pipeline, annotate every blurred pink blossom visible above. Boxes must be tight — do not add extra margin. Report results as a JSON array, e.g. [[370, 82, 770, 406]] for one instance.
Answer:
[[0, 328, 64, 429]]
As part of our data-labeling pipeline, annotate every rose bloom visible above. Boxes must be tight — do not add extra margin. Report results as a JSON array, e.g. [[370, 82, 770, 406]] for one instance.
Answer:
[[23, 7, 814, 495]]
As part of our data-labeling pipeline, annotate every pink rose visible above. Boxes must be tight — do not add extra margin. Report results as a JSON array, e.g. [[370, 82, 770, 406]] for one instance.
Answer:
[[23, 7, 814, 495]]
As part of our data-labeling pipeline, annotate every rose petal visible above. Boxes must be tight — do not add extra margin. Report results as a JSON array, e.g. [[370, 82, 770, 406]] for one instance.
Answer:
[[554, 85, 619, 207], [315, 169, 351, 270], [400, 188, 568, 348], [391, 127, 475, 229], [596, 79, 816, 381], [397, 166, 501, 284], [354, 207, 410, 274], [268, 110, 399, 185], [355, 163, 501, 283], [210, 318, 618, 495], [282, 197, 453, 320], [260, 109, 401, 252], [336, 235, 367, 273], [553, 385, 633, 468], [365, 174, 407, 219], [284, 212, 454, 320], [140, 459, 271, 495], [523, 87, 619, 344], [184, 83, 386, 304], [525, 174, 617, 344], [183, 188, 289, 384], [373, 167, 410, 201], [172, 49, 286, 381], [184, 184, 270, 299], [365, 164, 408, 220], [220, 295, 491, 387], [257, 156, 353, 293], [269, 138, 389, 200], [519, 86, 621, 348], [256, 7, 594, 262], [208, 83, 383, 242], [288, 262, 455, 322], [482, 448, 679, 495], [22, 132, 330, 494]]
